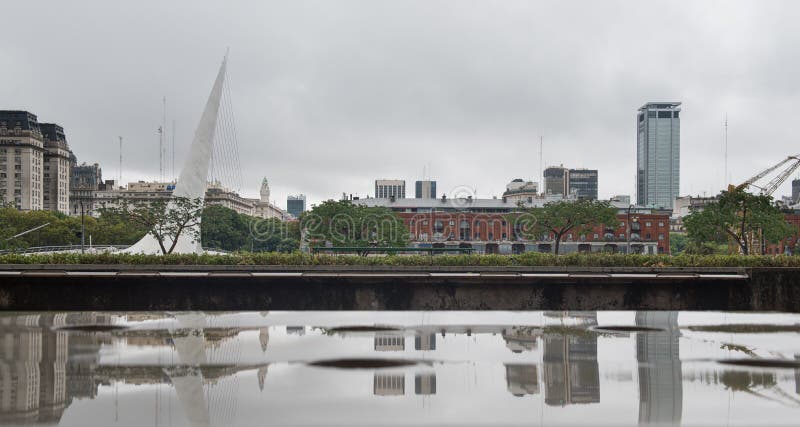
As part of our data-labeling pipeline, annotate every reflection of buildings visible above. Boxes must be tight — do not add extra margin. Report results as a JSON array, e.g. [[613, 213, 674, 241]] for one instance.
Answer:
[[415, 334, 436, 351], [636, 311, 682, 426], [502, 326, 540, 353], [374, 334, 405, 351], [286, 326, 305, 336], [543, 313, 600, 405], [0, 313, 109, 424], [796, 355, 800, 395], [374, 374, 405, 396], [415, 373, 436, 395], [505, 364, 539, 396]]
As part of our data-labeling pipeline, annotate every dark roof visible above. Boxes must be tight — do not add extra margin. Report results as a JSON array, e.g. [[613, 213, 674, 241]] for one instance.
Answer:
[[0, 110, 40, 131], [39, 123, 66, 142]]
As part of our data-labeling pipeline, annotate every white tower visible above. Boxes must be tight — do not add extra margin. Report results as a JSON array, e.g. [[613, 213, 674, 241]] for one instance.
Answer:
[[260, 178, 270, 203]]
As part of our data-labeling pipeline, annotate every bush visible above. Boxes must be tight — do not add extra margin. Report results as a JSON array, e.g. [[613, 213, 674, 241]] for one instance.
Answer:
[[2, 251, 800, 267]]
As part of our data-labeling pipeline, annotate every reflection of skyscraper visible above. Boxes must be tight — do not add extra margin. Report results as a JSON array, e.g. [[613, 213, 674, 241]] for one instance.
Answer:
[[636, 312, 682, 426], [505, 364, 539, 396], [414, 373, 436, 395], [414, 334, 436, 351], [374, 374, 405, 396], [543, 313, 600, 406], [374, 334, 405, 351]]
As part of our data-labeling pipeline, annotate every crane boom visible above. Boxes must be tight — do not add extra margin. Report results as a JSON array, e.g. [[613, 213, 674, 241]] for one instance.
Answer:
[[736, 155, 798, 191], [762, 157, 800, 196]]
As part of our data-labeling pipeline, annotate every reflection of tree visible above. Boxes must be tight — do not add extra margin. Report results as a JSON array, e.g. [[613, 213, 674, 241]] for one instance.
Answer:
[[720, 370, 800, 406]]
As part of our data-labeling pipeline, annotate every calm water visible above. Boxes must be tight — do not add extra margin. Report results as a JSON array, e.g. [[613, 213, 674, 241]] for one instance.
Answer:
[[1, 311, 800, 426]]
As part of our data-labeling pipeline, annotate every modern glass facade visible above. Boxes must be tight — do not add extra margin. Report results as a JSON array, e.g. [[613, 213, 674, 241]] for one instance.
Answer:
[[637, 102, 680, 209]]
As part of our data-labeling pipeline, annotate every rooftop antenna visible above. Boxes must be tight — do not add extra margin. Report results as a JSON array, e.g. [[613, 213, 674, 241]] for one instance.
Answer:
[[118, 136, 123, 187], [539, 136, 543, 193]]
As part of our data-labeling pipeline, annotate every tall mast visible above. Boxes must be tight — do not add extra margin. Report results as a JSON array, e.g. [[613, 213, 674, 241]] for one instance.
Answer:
[[539, 135, 543, 194], [161, 96, 167, 182], [724, 113, 729, 187], [172, 120, 176, 181], [118, 136, 123, 188]]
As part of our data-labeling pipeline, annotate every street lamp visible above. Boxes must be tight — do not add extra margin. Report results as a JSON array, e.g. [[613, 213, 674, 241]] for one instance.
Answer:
[[626, 204, 633, 254]]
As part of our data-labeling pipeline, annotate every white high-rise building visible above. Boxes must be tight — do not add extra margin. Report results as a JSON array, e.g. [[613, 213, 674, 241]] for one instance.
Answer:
[[637, 102, 681, 209], [375, 179, 405, 199]]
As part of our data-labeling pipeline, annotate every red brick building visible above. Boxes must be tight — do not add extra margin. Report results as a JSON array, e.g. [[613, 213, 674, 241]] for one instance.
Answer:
[[351, 197, 671, 254]]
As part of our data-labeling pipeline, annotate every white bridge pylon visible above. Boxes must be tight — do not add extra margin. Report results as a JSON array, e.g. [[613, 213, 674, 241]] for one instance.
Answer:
[[124, 56, 227, 255]]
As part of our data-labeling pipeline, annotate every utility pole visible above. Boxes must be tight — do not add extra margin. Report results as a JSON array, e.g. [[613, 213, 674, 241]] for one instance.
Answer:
[[80, 200, 85, 254]]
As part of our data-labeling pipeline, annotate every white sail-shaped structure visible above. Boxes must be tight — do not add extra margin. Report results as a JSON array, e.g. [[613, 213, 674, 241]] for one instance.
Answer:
[[124, 57, 227, 254]]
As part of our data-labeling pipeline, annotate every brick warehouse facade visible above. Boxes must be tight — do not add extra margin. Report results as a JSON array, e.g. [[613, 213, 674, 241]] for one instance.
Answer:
[[395, 212, 670, 254]]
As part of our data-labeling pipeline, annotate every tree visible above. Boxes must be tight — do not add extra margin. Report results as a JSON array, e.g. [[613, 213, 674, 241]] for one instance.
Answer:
[[99, 196, 204, 254], [300, 200, 409, 255], [683, 189, 795, 255], [670, 232, 688, 254], [516, 199, 618, 255]]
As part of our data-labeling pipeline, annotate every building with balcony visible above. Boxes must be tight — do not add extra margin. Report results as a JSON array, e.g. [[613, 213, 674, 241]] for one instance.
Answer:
[[351, 197, 671, 254]]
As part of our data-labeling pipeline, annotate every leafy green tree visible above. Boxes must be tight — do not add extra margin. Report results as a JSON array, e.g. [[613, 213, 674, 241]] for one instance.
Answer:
[[683, 189, 795, 255], [669, 232, 688, 254], [516, 199, 618, 255], [201, 205, 249, 250], [99, 197, 204, 254], [301, 200, 409, 255]]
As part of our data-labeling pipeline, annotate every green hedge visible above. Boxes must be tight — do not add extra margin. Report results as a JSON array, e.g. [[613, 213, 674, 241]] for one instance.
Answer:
[[1, 252, 800, 267]]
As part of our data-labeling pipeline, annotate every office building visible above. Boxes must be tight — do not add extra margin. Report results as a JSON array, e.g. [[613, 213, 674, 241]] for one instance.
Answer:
[[544, 166, 567, 196], [0, 111, 45, 211], [544, 166, 598, 200], [792, 179, 800, 203], [0, 111, 73, 214], [637, 102, 681, 209], [611, 195, 631, 205], [375, 179, 405, 199], [415, 180, 437, 199], [287, 194, 306, 218], [40, 123, 72, 214], [567, 169, 598, 200]]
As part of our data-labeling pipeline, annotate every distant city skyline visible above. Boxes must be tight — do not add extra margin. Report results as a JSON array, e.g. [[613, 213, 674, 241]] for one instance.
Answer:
[[3, 1, 799, 207]]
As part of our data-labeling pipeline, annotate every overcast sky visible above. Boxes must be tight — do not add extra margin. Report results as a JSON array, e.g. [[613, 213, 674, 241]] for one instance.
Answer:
[[3, 1, 800, 208]]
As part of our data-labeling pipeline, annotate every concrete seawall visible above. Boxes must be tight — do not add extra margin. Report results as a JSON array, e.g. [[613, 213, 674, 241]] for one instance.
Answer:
[[0, 264, 798, 311]]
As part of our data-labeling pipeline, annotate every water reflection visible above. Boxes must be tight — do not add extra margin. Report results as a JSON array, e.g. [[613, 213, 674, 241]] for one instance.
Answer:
[[543, 312, 600, 406], [1, 311, 799, 426], [636, 312, 682, 426]]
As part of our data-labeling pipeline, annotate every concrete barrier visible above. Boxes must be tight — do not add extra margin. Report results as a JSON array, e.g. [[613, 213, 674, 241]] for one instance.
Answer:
[[0, 264, 796, 311]]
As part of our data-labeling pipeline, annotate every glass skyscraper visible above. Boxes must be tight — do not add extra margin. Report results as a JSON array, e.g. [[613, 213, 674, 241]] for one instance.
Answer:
[[637, 102, 680, 209]]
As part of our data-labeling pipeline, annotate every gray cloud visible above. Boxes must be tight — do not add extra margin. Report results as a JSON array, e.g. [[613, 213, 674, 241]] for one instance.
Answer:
[[3, 0, 800, 208]]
